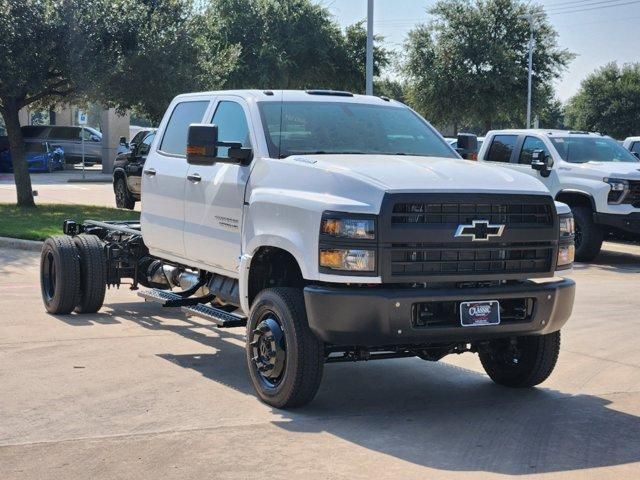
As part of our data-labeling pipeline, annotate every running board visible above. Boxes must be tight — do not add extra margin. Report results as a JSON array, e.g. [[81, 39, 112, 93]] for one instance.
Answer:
[[182, 304, 247, 328], [138, 289, 206, 307]]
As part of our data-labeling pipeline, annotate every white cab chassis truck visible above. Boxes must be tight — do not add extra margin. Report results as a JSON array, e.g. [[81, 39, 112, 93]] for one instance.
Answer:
[[40, 91, 576, 408], [479, 130, 640, 261]]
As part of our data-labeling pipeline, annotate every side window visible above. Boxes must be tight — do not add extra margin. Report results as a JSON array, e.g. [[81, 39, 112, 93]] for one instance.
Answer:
[[53, 127, 80, 141], [137, 133, 155, 156], [632, 142, 640, 155], [486, 135, 517, 163], [80, 128, 93, 141], [519, 136, 549, 164], [160, 101, 209, 156], [211, 101, 251, 158]]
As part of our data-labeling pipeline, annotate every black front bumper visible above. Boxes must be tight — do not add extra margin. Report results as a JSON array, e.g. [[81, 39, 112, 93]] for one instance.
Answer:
[[304, 279, 575, 347], [594, 212, 640, 235]]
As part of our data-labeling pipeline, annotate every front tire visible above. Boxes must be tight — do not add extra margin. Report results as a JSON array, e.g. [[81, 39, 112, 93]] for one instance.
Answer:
[[479, 331, 561, 388], [40, 236, 81, 314], [572, 206, 603, 262], [114, 176, 135, 210], [246, 288, 324, 408]]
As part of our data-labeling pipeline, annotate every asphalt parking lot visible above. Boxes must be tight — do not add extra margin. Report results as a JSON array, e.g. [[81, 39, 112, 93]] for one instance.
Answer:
[[1, 241, 639, 479]]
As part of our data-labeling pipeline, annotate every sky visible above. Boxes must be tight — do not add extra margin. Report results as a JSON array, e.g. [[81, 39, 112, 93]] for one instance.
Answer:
[[316, 0, 640, 102]]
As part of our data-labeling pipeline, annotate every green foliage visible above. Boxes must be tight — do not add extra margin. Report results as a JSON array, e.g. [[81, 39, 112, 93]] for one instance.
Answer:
[[565, 63, 640, 139], [0, 203, 139, 241], [403, 0, 574, 132]]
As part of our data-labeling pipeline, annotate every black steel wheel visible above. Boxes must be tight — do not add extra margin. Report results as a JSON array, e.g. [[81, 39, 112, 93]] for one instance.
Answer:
[[479, 331, 561, 388], [114, 176, 135, 210], [73, 234, 107, 313], [246, 288, 324, 408], [40, 236, 80, 314]]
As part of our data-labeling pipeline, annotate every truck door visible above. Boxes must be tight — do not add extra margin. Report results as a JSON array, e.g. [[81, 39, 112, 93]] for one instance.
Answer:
[[183, 97, 253, 275], [509, 136, 562, 197], [141, 99, 210, 260]]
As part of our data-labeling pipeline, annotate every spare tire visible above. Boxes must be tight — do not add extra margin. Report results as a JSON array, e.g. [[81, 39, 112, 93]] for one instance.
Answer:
[[40, 236, 80, 314], [73, 234, 107, 313]]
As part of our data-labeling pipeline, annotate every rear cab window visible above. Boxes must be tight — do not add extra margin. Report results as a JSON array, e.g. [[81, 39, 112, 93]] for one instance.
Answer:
[[159, 100, 209, 156], [486, 135, 517, 163]]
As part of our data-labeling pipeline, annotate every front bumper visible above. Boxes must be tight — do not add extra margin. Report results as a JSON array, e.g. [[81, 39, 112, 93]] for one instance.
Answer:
[[304, 279, 575, 346], [594, 212, 640, 235]]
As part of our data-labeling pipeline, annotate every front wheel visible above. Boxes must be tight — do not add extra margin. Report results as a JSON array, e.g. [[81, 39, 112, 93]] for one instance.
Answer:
[[572, 206, 603, 262], [246, 288, 324, 408], [479, 331, 561, 388]]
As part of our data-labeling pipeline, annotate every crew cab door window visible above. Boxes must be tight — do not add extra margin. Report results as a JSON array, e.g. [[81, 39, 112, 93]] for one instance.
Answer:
[[159, 100, 209, 156], [632, 142, 640, 155], [519, 136, 549, 164], [211, 101, 251, 158], [486, 135, 517, 163]]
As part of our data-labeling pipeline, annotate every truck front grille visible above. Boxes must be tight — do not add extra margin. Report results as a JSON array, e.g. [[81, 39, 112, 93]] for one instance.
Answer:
[[390, 242, 554, 276], [623, 181, 640, 208], [379, 193, 558, 283], [392, 202, 553, 227]]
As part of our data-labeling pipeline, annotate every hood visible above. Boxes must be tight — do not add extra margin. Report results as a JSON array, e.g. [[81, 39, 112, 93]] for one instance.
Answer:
[[560, 161, 640, 180], [298, 154, 550, 195]]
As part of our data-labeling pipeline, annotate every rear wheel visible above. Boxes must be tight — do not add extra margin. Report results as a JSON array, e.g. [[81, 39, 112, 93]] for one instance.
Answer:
[[40, 236, 80, 314], [114, 176, 135, 210], [246, 288, 324, 408], [572, 205, 602, 262], [479, 331, 561, 388], [73, 235, 107, 313]]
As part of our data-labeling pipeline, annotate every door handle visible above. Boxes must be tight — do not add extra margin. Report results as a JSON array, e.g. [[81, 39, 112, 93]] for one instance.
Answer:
[[187, 173, 202, 183], [143, 168, 156, 177]]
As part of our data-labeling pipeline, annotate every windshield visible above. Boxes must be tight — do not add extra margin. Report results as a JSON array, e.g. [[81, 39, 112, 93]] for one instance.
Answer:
[[258, 101, 456, 159], [551, 137, 638, 163]]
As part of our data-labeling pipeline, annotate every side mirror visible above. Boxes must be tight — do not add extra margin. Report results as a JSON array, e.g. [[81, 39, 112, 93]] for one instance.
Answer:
[[90, 134, 101, 142], [456, 133, 478, 159], [119, 136, 128, 147], [531, 150, 554, 177], [187, 124, 219, 165], [633, 151, 640, 159], [187, 123, 253, 165]]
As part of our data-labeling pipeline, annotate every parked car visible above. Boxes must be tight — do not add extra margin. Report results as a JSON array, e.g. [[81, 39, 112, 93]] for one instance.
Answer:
[[20, 125, 102, 164], [116, 128, 157, 156], [0, 142, 65, 173], [113, 130, 156, 208], [622, 136, 640, 157], [478, 129, 640, 261], [41, 90, 575, 409]]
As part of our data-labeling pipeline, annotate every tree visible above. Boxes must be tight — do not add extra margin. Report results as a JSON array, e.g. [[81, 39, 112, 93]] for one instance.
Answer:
[[0, 0, 235, 206], [565, 63, 640, 139], [340, 21, 391, 93], [403, 0, 574, 133]]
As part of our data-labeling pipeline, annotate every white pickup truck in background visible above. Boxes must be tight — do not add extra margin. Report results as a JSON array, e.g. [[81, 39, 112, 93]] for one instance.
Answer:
[[478, 130, 640, 261], [39, 90, 576, 408]]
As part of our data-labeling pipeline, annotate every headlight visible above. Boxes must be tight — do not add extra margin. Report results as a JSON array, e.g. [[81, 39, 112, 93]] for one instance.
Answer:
[[321, 217, 375, 240], [319, 248, 375, 272], [557, 213, 575, 269], [604, 177, 629, 204]]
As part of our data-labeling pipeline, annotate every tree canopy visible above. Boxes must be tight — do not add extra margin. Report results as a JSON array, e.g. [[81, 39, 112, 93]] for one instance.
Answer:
[[565, 62, 640, 139], [403, 0, 574, 133]]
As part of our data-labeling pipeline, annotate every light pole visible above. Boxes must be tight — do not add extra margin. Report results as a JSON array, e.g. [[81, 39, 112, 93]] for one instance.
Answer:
[[366, 0, 374, 95], [522, 14, 535, 129]]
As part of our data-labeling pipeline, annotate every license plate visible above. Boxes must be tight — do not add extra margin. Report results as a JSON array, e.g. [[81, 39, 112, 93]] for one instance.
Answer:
[[460, 300, 500, 327]]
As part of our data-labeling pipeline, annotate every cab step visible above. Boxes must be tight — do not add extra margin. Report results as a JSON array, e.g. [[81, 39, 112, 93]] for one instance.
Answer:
[[182, 304, 247, 328], [137, 289, 206, 307]]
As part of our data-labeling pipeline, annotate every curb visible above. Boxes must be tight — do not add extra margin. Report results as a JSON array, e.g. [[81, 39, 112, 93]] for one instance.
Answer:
[[0, 236, 43, 251]]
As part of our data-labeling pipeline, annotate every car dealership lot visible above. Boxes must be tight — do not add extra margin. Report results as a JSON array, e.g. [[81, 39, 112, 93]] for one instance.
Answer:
[[0, 243, 639, 479]]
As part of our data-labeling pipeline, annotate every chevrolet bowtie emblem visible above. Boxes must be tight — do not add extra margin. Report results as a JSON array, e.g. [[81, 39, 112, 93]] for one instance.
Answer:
[[455, 220, 505, 241]]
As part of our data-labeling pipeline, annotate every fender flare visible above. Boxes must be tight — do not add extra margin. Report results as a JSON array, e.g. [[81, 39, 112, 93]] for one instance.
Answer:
[[555, 189, 597, 211]]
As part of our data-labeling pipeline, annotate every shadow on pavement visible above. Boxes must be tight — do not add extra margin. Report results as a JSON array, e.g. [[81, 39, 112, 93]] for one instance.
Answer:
[[574, 246, 640, 274], [65, 299, 640, 476]]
